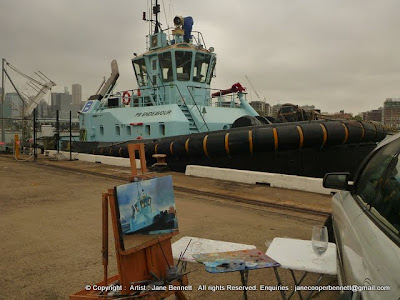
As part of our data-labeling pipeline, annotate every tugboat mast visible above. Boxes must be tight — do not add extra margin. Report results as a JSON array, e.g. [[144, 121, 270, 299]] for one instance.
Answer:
[[153, 0, 161, 34], [144, 0, 162, 34]]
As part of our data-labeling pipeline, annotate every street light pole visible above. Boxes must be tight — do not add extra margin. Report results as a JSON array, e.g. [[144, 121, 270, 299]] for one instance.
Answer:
[[1, 58, 5, 146]]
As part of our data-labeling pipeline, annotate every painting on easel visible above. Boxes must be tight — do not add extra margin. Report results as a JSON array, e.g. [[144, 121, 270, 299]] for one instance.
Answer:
[[115, 175, 178, 237]]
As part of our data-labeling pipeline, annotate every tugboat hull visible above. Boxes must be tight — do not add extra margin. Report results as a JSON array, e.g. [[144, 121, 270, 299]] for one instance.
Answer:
[[64, 120, 386, 179]]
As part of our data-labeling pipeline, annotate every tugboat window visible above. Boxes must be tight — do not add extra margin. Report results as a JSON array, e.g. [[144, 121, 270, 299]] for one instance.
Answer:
[[133, 58, 148, 87], [158, 52, 173, 82], [145, 125, 151, 135], [207, 57, 216, 84], [115, 125, 120, 135], [193, 53, 211, 83], [100, 126, 104, 136], [175, 51, 192, 81], [159, 123, 166, 135], [126, 126, 131, 135]]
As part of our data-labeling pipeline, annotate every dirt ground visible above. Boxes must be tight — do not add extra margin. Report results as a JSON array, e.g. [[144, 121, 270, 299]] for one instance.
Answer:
[[0, 155, 339, 300]]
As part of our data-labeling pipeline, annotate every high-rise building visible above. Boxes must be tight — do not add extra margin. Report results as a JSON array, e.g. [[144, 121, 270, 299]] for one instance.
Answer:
[[265, 103, 272, 116], [37, 99, 49, 118], [0, 89, 13, 128], [249, 101, 272, 116], [5, 92, 23, 117], [363, 108, 382, 123], [72, 84, 82, 105], [51, 92, 72, 118], [383, 98, 400, 129], [326, 110, 353, 119], [0, 96, 12, 119], [272, 104, 282, 117], [249, 101, 265, 114]]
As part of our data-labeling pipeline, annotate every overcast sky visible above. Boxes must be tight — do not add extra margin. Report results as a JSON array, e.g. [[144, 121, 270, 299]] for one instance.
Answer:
[[1, 0, 399, 114]]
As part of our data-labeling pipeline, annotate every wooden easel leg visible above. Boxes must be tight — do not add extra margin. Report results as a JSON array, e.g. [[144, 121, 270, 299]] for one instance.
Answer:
[[102, 193, 109, 286], [139, 144, 148, 173], [127, 144, 138, 177], [128, 143, 152, 181]]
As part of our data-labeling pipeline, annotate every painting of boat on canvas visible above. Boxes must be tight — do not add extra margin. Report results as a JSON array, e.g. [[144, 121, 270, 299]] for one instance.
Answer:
[[115, 175, 178, 236]]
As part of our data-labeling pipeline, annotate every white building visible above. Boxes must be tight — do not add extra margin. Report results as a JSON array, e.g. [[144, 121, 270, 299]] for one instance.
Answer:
[[72, 84, 82, 105]]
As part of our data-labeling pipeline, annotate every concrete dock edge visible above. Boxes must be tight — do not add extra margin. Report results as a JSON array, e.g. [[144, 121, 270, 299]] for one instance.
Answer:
[[47, 150, 141, 168], [185, 165, 336, 195]]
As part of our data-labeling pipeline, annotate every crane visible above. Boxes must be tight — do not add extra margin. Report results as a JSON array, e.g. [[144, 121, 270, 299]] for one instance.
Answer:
[[245, 75, 266, 102], [1, 59, 56, 142], [4, 61, 56, 117]]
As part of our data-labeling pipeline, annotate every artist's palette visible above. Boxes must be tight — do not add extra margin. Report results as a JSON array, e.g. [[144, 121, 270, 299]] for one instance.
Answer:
[[193, 248, 280, 273]]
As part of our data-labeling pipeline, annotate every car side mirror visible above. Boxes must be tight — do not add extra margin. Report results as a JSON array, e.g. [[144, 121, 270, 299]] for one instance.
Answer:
[[323, 172, 350, 190]]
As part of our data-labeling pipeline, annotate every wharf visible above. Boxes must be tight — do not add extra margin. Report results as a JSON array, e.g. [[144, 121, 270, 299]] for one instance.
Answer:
[[35, 154, 332, 218], [0, 154, 337, 300]]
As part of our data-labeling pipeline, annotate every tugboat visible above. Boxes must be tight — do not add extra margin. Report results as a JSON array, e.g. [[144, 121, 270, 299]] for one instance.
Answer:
[[76, 1, 259, 149], [67, 1, 387, 179]]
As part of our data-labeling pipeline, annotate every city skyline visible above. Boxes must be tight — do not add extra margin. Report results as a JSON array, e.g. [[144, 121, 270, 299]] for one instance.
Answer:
[[1, 0, 400, 115]]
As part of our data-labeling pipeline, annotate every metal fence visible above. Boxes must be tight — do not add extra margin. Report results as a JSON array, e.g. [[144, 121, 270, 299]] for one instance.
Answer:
[[0, 110, 80, 161]]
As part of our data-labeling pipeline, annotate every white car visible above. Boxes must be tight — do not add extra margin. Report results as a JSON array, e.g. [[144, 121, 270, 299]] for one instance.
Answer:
[[323, 133, 400, 300]]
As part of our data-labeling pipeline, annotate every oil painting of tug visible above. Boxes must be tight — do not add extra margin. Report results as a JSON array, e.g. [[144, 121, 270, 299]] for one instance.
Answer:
[[115, 176, 178, 236]]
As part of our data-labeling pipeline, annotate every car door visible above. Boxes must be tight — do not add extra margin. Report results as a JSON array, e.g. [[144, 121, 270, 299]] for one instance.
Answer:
[[351, 150, 400, 299], [333, 137, 400, 299]]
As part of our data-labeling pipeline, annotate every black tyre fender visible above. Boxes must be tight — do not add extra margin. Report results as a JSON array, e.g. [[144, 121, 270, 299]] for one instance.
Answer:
[[231, 115, 263, 128], [255, 116, 272, 125]]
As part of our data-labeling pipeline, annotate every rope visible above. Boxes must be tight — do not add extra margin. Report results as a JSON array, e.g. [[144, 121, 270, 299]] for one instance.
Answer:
[[13, 145, 34, 162]]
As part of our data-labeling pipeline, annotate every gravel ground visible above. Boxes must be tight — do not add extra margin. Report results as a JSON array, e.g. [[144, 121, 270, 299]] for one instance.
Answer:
[[0, 155, 338, 299]]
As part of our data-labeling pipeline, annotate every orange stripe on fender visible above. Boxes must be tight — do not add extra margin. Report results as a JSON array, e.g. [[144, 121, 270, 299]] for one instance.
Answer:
[[273, 128, 278, 151], [248, 130, 253, 154], [155, 144, 158, 154], [358, 121, 365, 140], [185, 138, 190, 153], [203, 135, 209, 158], [170, 142, 174, 155], [341, 122, 349, 144], [224, 133, 230, 155], [296, 126, 304, 149], [320, 124, 327, 147]]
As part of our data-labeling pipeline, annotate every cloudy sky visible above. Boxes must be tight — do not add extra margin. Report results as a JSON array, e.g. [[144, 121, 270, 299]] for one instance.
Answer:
[[1, 0, 399, 114]]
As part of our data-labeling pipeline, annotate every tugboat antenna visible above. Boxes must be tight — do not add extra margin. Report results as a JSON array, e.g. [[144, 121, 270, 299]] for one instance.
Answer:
[[153, 0, 161, 34], [144, 1, 162, 34]]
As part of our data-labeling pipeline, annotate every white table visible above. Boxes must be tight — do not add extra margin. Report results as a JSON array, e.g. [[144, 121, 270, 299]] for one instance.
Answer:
[[266, 238, 337, 300], [172, 236, 257, 300], [172, 236, 256, 262]]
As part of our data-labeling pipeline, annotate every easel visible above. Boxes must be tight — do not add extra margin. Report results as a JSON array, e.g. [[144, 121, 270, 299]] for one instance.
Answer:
[[127, 144, 150, 181], [70, 143, 187, 300]]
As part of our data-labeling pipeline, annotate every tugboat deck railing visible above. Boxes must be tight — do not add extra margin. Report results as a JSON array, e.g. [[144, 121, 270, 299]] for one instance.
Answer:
[[102, 84, 247, 108]]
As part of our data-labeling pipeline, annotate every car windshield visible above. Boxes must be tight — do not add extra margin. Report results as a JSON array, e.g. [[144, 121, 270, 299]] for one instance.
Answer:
[[370, 152, 400, 234], [355, 137, 400, 205]]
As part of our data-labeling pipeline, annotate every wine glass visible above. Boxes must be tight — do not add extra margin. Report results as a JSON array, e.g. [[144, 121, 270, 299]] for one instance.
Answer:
[[311, 225, 328, 263]]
